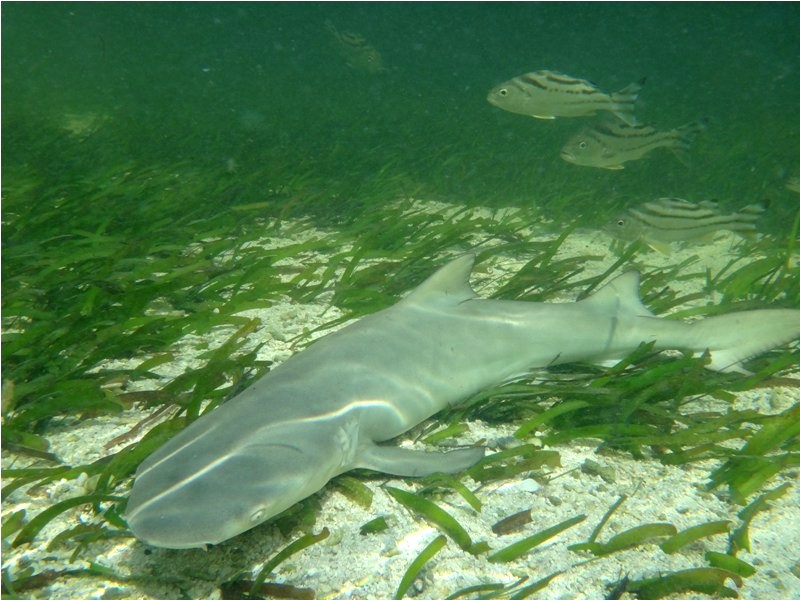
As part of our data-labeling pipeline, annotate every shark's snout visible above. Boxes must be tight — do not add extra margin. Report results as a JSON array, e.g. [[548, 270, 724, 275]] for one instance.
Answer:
[[126, 435, 327, 549], [126, 505, 215, 550], [125, 460, 268, 549]]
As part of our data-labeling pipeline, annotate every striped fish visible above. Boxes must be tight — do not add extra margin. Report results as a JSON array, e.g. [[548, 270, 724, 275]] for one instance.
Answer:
[[325, 21, 385, 74], [561, 118, 709, 170], [487, 70, 644, 125], [606, 197, 767, 254]]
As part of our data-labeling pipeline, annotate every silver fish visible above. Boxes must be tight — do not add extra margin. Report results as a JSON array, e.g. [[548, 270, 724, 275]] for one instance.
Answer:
[[561, 118, 708, 170], [487, 70, 644, 125], [607, 198, 766, 254], [126, 254, 800, 549]]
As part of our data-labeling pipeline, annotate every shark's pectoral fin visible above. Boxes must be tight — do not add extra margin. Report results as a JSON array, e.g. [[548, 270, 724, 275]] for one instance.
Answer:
[[356, 443, 485, 477]]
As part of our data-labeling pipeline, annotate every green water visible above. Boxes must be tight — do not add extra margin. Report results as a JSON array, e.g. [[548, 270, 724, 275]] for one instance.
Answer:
[[3, 0, 800, 419], [3, 3, 799, 227], [2, 5, 800, 597]]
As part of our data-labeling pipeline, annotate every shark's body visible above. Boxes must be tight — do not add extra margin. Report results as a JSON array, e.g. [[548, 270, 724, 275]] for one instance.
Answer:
[[126, 255, 800, 549]]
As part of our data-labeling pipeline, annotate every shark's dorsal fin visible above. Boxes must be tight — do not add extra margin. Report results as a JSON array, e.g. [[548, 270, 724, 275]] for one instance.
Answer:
[[402, 254, 478, 306], [582, 271, 654, 317]]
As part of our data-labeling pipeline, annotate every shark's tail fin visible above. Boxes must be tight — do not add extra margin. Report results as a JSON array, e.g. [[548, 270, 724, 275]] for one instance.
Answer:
[[689, 309, 800, 373], [583, 272, 799, 374]]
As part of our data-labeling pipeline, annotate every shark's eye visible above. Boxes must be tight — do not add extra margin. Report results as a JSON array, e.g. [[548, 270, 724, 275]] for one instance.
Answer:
[[250, 508, 267, 524]]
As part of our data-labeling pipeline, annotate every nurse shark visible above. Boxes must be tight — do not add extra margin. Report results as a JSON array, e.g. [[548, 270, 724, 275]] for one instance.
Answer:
[[126, 254, 800, 549]]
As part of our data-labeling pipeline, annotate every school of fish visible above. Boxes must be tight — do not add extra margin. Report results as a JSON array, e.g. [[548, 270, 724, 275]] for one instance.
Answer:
[[485, 67, 774, 252], [487, 68, 711, 169]]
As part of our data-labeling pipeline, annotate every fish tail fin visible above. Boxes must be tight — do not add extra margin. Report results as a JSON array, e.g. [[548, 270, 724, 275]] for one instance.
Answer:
[[735, 200, 768, 226], [669, 117, 710, 166], [737, 199, 769, 218], [689, 309, 800, 373], [669, 147, 692, 168], [731, 200, 769, 240], [611, 77, 646, 125], [676, 117, 710, 146]]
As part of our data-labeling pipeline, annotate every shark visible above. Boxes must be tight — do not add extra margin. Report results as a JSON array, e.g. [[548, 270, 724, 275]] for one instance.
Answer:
[[125, 254, 800, 549]]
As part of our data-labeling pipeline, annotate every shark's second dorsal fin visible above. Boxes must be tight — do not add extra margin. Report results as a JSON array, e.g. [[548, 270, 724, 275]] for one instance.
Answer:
[[581, 271, 655, 317], [402, 254, 478, 306]]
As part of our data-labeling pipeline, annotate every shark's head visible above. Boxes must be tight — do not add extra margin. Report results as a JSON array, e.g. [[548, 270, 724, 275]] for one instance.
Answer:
[[125, 420, 332, 549]]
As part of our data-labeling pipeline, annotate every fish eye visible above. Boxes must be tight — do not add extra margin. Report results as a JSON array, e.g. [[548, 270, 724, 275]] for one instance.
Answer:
[[616, 219, 626, 227], [578, 141, 588, 150], [250, 507, 267, 523], [497, 88, 508, 97]]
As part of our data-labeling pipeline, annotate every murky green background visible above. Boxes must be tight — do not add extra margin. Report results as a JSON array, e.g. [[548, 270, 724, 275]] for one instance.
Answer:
[[4, 2, 799, 229], [2, 8, 799, 593]]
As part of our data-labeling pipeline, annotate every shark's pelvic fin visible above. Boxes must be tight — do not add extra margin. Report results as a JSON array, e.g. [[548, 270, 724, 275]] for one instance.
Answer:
[[403, 254, 478, 306], [581, 271, 655, 317], [356, 442, 485, 477]]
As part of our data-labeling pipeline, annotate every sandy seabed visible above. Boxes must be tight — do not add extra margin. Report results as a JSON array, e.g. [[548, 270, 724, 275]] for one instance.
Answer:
[[3, 199, 799, 600]]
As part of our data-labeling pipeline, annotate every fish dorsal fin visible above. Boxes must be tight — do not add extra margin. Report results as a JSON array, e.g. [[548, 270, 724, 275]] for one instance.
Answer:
[[581, 271, 654, 317], [402, 254, 478, 306]]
